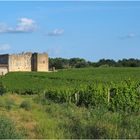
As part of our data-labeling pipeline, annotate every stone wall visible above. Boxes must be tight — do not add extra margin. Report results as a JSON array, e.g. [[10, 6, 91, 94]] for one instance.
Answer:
[[8, 53, 32, 72], [31, 53, 37, 71], [0, 66, 8, 75], [0, 54, 9, 65], [37, 53, 48, 72]]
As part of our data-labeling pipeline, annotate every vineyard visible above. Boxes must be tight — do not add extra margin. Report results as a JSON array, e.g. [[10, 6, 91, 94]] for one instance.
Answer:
[[0, 67, 140, 138], [1, 67, 140, 113]]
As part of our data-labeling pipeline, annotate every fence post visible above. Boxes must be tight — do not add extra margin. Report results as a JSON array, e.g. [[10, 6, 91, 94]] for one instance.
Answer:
[[108, 89, 110, 103]]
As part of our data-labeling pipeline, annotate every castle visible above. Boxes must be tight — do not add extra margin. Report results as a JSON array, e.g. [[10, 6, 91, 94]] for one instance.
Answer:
[[0, 52, 49, 75]]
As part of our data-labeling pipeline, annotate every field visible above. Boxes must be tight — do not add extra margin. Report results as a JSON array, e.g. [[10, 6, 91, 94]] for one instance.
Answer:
[[0, 67, 140, 138]]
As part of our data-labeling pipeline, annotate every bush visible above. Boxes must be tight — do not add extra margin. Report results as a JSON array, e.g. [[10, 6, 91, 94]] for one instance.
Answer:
[[20, 100, 31, 111], [0, 115, 22, 138]]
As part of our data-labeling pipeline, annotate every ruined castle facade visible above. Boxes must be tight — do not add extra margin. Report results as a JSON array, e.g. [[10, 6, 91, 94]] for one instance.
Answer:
[[0, 52, 49, 75]]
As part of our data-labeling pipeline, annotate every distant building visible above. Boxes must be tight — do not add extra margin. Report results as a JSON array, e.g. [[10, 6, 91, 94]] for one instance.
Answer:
[[0, 52, 49, 75]]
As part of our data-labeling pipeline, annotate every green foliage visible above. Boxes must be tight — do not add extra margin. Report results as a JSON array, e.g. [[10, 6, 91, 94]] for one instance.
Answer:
[[44, 80, 140, 112], [49, 57, 89, 69], [109, 81, 140, 112], [20, 100, 31, 111], [35, 100, 140, 139], [0, 68, 140, 113], [0, 115, 22, 139], [49, 57, 140, 68]]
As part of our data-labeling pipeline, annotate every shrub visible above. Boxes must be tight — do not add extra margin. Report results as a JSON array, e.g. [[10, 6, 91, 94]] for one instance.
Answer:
[[0, 115, 22, 138], [20, 100, 31, 111]]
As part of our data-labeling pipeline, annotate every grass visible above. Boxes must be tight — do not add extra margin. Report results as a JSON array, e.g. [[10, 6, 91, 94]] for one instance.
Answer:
[[0, 93, 139, 139], [0, 68, 140, 138], [2, 67, 140, 93]]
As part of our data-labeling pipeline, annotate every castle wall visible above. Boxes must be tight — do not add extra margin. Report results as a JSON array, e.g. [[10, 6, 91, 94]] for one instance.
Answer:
[[0, 52, 49, 73], [0, 54, 9, 65], [37, 53, 48, 72], [31, 53, 37, 71], [0, 54, 9, 75], [0, 66, 8, 75], [8, 53, 32, 72]]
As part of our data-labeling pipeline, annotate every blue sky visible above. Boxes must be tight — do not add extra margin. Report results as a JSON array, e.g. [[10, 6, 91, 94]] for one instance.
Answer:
[[0, 1, 140, 61]]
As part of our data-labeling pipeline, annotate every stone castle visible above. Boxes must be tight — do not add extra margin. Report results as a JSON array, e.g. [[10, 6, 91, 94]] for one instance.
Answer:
[[0, 52, 49, 75]]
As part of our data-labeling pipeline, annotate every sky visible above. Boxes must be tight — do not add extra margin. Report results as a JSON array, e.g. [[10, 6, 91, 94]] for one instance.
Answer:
[[0, 1, 140, 61]]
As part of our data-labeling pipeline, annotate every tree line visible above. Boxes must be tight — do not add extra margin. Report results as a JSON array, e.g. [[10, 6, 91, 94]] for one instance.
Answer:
[[49, 58, 140, 69]]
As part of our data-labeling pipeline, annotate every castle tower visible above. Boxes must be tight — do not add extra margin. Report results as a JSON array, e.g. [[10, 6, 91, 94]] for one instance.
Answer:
[[32, 53, 48, 72]]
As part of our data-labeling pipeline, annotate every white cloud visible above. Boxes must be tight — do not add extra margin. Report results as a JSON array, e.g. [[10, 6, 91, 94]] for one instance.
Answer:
[[47, 29, 64, 36], [0, 44, 11, 51], [14, 18, 36, 32], [0, 18, 37, 33]]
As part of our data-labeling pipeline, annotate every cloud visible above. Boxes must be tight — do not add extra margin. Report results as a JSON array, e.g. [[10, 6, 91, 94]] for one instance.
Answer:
[[0, 18, 37, 34], [0, 44, 11, 51], [47, 29, 64, 36], [119, 33, 136, 40], [13, 18, 37, 33]]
